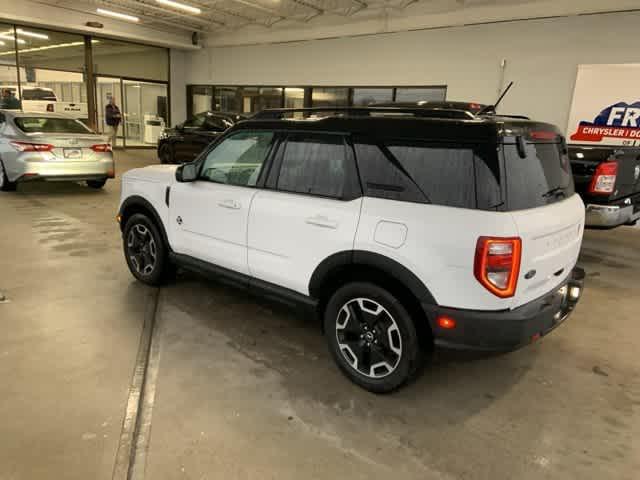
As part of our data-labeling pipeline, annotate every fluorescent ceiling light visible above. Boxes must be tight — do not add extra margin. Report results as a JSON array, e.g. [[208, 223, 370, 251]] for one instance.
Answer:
[[156, 0, 202, 14], [0, 34, 26, 44], [0, 41, 85, 57], [97, 8, 140, 22], [16, 29, 49, 40]]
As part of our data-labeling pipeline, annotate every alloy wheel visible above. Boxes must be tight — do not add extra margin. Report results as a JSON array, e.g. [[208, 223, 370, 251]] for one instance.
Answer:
[[335, 298, 403, 379], [127, 224, 157, 276]]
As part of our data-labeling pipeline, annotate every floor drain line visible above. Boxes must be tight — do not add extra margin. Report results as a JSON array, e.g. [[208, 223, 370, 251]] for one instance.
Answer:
[[112, 288, 162, 480]]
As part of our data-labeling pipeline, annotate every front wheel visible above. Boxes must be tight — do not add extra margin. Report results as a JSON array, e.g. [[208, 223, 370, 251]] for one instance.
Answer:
[[324, 282, 423, 393], [123, 213, 173, 286], [0, 160, 17, 192]]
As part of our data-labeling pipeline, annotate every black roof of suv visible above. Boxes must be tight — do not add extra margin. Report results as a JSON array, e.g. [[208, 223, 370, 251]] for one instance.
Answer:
[[242, 106, 560, 144]]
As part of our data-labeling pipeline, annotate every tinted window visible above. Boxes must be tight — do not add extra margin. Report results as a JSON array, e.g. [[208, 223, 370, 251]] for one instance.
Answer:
[[22, 88, 57, 101], [200, 131, 274, 187], [184, 113, 207, 128], [14, 117, 92, 134], [355, 143, 427, 203], [277, 134, 348, 198], [387, 143, 477, 208], [503, 142, 574, 210], [203, 115, 233, 131]]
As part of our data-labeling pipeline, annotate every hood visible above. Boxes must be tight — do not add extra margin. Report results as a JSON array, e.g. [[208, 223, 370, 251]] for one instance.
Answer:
[[123, 164, 178, 184]]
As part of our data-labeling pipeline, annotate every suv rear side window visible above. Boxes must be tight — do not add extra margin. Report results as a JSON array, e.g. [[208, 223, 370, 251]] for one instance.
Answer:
[[277, 134, 351, 199], [383, 141, 501, 209], [503, 142, 574, 210]]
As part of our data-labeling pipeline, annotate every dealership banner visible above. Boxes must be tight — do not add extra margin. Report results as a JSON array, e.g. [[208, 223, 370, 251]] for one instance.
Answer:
[[567, 64, 640, 146]]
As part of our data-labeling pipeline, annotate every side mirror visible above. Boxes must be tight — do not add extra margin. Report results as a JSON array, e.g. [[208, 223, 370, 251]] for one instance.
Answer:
[[176, 163, 198, 182]]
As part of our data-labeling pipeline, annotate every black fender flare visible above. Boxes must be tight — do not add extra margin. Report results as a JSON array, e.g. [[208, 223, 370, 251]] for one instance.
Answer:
[[119, 195, 171, 251], [308, 250, 437, 306]]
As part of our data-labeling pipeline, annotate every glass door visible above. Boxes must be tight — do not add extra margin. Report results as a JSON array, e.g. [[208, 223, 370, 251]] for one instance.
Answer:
[[123, 80, 168, 147]]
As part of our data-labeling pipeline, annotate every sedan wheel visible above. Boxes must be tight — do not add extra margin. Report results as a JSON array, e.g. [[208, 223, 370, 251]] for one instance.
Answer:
[[0, 160, 16, 192]]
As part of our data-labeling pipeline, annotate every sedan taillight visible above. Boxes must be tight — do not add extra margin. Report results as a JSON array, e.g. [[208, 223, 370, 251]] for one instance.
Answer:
[[91, 144, 112, 152], [588, 161, 618, 195], [10, 141, 54, 152], [474, 236, 522, 298]]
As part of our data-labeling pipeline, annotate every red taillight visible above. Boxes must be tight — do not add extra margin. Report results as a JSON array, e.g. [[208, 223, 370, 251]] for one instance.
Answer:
[[91, 144, 112, 152], [474, 236, 522, 298], [10, 141, 54, 152], [588, 161, 618, 195]]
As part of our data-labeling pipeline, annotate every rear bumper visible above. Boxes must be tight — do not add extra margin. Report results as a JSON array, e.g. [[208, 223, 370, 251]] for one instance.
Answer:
[[423, 267, 585, 352], [13, 158, 115, 182], [585, 203, 640, 228]]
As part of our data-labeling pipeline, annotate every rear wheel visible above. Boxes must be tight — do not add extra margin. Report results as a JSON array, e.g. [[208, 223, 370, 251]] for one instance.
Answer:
[[324, 282, 423, 393], [0, 160, 16, 192], [123, 213, 173, 286], [86, 179, 107, 189], [159, 143, 174, 164]]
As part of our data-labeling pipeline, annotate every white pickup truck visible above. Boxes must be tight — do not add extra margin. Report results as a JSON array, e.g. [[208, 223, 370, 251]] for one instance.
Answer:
[[1, 85, 88, 122]]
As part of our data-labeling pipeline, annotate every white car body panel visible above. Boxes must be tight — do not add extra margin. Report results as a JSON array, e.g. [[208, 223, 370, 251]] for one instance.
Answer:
[[247, 190, 362, 295]]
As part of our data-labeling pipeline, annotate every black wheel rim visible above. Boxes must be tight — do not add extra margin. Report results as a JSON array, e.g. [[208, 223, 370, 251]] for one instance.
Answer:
[[335, 298, 402, 379], [127, 224, 157, 276]]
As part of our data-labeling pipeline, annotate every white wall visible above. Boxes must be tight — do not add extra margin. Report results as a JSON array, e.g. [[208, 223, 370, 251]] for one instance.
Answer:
[[182, 11, 640, 132]]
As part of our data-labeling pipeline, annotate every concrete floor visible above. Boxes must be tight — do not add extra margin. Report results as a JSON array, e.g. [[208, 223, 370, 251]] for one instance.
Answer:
[[0, 150, 638, 480]]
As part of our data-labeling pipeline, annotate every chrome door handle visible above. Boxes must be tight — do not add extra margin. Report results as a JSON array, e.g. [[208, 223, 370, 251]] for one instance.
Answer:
[[218, 199, 241, 210], [305, 215, 338, 229]]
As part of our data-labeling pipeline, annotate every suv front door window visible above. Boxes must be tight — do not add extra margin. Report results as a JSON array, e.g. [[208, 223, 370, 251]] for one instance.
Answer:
[[169, 130, 276, 275]]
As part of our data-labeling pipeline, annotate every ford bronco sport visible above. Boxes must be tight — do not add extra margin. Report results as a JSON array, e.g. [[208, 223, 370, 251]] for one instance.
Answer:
[[118, 106, 585, 393]]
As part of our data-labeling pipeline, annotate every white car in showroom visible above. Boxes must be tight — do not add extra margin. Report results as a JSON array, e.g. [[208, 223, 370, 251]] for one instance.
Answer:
[[117, 105, 585, 393]]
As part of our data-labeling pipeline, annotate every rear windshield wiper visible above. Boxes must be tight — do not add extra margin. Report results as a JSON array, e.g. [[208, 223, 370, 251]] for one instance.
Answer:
[[542, 186, 566, 199]]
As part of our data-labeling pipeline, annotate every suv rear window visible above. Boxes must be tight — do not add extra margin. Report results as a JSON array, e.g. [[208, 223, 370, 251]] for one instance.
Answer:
[[356, 140, 502, 210], [503, 142, 574, 210], [22, 88, 57, 101]]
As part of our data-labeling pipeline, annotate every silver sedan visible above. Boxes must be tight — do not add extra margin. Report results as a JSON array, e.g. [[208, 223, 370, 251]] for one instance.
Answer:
[[0, 110, 115, 191]]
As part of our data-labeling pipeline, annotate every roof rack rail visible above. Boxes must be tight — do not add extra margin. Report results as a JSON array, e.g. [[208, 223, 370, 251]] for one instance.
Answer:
[[252, 107, 476, 121]]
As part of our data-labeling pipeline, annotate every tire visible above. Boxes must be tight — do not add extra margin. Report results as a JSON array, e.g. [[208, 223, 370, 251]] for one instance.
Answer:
[[324, 282, 423, 393], [86, 179, 107, 189], [158, 143, 174, 164], [0, 160, 17, 192], [123, 213, 173, 286]]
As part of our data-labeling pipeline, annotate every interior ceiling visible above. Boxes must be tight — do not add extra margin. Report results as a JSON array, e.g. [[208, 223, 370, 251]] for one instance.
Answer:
[[35, 0, 551, 35], [32, 0, 640, 38]]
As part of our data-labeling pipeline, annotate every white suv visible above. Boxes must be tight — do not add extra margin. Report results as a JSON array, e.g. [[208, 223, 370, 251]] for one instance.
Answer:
[[118, 106, 585, 393]]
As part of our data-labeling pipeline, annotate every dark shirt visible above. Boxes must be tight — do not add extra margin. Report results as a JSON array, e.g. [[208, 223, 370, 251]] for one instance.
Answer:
[[105, 104, 122, 126], [1, 95, 21, 110]]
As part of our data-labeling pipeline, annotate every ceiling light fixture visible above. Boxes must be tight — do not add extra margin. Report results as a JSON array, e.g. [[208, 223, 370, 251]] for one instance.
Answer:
[[16, 29, 49, 40], [0, 34, 26, 44], [0, 41, 87, 57], [97, 8, 140, 22], [156, 0, 202, 14]]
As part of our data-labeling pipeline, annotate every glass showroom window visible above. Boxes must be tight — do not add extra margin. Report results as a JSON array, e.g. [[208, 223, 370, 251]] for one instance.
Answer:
[[395, 87, 446, 102], [352, 88, 393, 106], [189, 85, 214, 117], [16, 26, 89, 124], [256, 87, 283, 111], [312, 87, 349, 107], [0, 24, 19, 110], [92, 38, 168, 82], [215, 86, 240, 112], [123, 80, 168, 147]]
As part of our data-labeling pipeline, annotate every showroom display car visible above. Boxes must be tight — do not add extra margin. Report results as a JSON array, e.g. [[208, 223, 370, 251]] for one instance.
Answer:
[[118, 106, 585, 393], [0, 110, 114, 191], [569, 145, 640, 228], [158, 111, 247, 165]]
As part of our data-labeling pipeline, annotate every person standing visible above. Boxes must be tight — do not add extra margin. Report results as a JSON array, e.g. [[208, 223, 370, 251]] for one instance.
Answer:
[[0, 88, 22, 110], [105, 97, 122, 147]]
